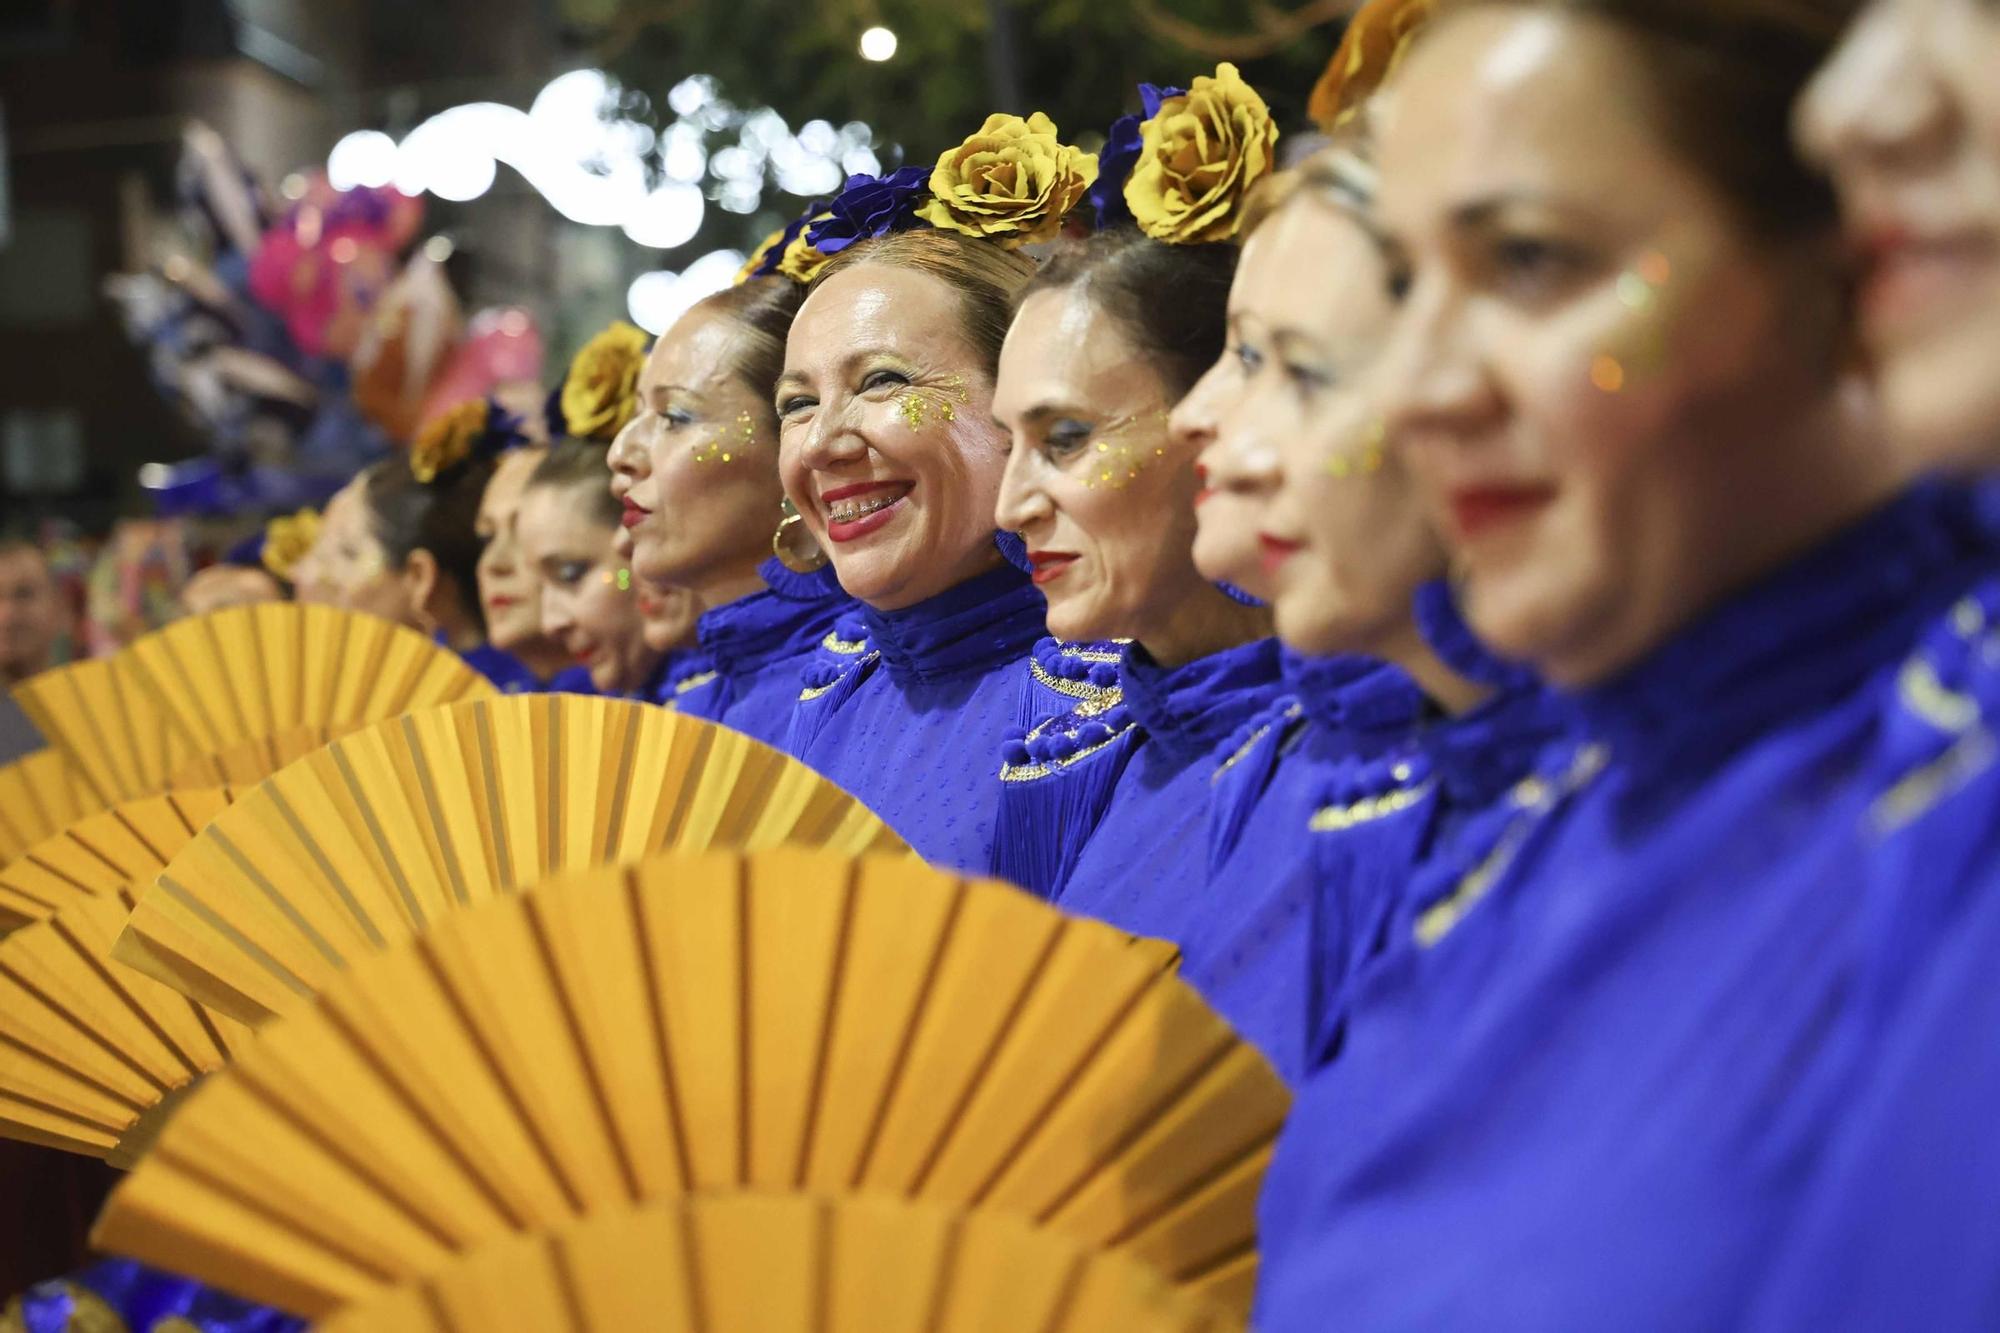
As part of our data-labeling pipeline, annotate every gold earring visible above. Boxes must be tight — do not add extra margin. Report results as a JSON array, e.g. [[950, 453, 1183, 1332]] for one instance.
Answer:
[[773, 496, 828, 573]]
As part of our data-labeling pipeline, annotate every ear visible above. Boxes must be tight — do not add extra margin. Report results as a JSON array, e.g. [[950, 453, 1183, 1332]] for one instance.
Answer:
[[401, 548, 443, 626]]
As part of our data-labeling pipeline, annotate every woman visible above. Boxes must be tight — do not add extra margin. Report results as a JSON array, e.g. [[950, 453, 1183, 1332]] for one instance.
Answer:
[[776, 225, 1048, 872], [472, 442, 570, 688], [990, 229, 1284, 909], [1254, 1, 1999, 1326], [608, 276, 849, 747], [1730, 7, 2000, 1324], [519, 440, 690, 698]]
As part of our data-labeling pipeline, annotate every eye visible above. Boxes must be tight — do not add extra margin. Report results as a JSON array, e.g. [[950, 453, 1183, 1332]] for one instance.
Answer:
[[1045, 420, 1094, 458], [777, 394, 815, 419], [1384, 260, 1414, 304], [663, 408, 697, 429], [1283, 361, 1334, 394], [1233, 340, 1265, 374], [861, 367, 910, 393], [1488, 233, 1593, 298], [555, 560, 591, 584]]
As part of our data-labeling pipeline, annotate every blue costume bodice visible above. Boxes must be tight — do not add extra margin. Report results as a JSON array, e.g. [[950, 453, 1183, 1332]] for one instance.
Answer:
[[662, 559, 849, 750], [4, 1259, 300, 1333], [1254, 485, 2000, 1331], [784, 561, 1046, 874], [454, 641, 546, 695]]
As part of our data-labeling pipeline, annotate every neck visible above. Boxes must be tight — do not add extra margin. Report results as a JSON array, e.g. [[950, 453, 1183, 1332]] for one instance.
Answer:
[[1135, 584, 1273, 670], [510, 637, 572, 681], [692, 562, 771, 614], [430, 604, 485, 654], [1377, 615, 1492, 718]]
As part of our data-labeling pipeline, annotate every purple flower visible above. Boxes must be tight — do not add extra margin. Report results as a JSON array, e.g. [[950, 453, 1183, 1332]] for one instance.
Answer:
[[807, 165, 932, 254], [750, 208, 819, 279], [1088, 83, 1183, 230]]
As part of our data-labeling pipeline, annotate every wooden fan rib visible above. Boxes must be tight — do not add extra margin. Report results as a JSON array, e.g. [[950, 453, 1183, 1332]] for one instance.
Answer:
[[263, 784, 388, 951], [205, 828, 349, 971], [48, 914, 208, 1081], [151, 873, 321, 1008], [789, 857, 862, 1190], [399, 714, 474, 911], [0, 951, 174, 1098], [627, 868, 697, 1194], [327, 743, 435, 937], [0, 1023, 148, 1121], [471, 704, 516, 892]]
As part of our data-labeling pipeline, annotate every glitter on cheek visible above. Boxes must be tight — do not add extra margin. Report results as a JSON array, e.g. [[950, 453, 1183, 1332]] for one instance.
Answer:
[[1076, 410, 1174, 491], [1324, 416, 1389, 479], [893, 375, 969, 430]]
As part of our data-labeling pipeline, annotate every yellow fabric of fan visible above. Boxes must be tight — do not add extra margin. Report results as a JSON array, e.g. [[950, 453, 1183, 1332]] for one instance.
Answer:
[[127, 603, 493, 757], [12, 655, 194, 804], [316, 1191, 1242, 1333], [0, 749, 101, 865], [0, 788, 234, 933], [0, 892, 250, 1161], [94, 848, 1286, 1320], [117, 698, 905, 1027], [168, 724, 356, 790]]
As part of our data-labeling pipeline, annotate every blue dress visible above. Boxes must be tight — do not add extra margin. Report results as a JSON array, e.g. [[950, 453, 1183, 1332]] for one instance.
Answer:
[[1253, 485, 2000, 1332], [664, 558, 850, 750], [5, 1259, 300, 1332], [1036, 639, 1287, 936], [455, 641, 547, 695], [1184, 650, 1429, 1082], [784, 562, 1047, 874]]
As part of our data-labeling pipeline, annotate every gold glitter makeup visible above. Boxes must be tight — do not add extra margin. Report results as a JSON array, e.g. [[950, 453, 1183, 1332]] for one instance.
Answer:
[[1075, 410, 1173, 491], [1324, 415, 1388, 479], [893, 375, 968, 429], [691, 411, 758, 464]]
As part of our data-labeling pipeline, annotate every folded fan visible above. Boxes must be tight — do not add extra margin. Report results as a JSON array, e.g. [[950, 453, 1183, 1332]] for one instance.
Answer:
[[94, 848, 1287, 1318], [317, 1192, 1241, 1333], [126, 603, 492, 756], [12, 655, 193, 804], [0, 892, 250, 1162], [167, 724, 354, 790], [0, 788, 234, 933], [118, 697, 906, 1026], [0, 749, 101, 865]]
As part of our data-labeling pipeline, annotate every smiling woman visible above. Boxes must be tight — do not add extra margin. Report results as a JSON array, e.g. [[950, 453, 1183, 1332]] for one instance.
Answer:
[[774, 226, 1050, 873]]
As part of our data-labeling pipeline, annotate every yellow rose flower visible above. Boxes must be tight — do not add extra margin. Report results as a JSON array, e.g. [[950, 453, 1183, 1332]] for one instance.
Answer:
[[1124, 63, 1279, 244], [916, 112, 1099, 248], [777, 213, 834, 284], [409, 398, 488, 483], [1308, 0, 1436, 132], [262, 507, 321, 582], [560, 321, 650, 442]]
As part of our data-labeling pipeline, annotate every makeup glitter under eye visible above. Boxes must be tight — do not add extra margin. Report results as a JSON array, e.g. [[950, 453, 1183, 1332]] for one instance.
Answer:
[[1325, 416, 1389, 479], [691, 411, 757, 464], [1077, 411, 1173, 490], [893, 375, 968, 429]]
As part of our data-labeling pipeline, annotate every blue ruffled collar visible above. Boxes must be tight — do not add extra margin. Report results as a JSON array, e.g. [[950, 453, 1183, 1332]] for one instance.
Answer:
[[1120, 637, 1286, 764], [860, 561, 1047, 684], [695, 558, 848, 680], [1414, 579, 1538, 692], [1284, 648, 1430, 741], [1576, 482, 1999, 768]]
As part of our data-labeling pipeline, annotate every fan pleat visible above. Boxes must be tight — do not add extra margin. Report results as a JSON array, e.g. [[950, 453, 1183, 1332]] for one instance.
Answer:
[[0, 789, 234, 931], [13, 656, 193, 804], [94, 849, 1286, 1318], [312, 1193, 1237, 1333], [118, 698, 904, 1027]]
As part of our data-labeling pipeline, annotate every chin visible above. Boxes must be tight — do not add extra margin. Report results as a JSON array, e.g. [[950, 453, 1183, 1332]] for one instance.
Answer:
[[1882, 353, 2000, 477]]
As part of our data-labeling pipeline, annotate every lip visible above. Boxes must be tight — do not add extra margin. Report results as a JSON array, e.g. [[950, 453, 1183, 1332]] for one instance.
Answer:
[[1856, 222, 1999, 342], [486, 595, 520, 610], [820, 479, 914, 544], [1446, 484, 1557, 542], [1026, 550, 1080, 587], [1257, 533, 1303, 579], [1194, 487, 1215, 507], [620, 498, 651, 529]]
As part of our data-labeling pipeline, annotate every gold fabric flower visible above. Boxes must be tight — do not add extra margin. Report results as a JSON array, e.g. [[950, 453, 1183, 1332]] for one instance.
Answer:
[[736, 227, 787, 284], [560, 321, 650, 442], [409, 398, 487, 483], [777, 213, 834, 284], [1124, 63, 1279, 244], [916, 112, 1098, 248], [262, 507, 321, 582], [1308, 0, 1436, 132]]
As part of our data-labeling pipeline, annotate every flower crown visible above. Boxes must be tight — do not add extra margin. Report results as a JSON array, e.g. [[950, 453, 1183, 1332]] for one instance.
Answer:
[[261, 507, 321, 582], [409, 397, 526, 484], [1089, 62, 1279, 244], [557, 320, 651, 442], [742, 112, 1099, 286]]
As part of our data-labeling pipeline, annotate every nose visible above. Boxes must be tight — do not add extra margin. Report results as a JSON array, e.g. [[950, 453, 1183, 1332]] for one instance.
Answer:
[[798, 396, 870, 473], [993, 441, 1054, 534], [1797, 1, 1949, 177], [1202, 383, 1283, 497], [607, 413, 650, 483], [1375, 278, 1502, 453], [1169, 358, 1228, 456], [540, 586, 577, 639]]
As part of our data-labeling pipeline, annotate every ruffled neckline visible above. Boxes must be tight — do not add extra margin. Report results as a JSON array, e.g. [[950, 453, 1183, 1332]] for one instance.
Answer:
[[1284, 649, 1429, 741], [1576, 482, 1999, 767], [859, 562, 1047, 685], [1120, 637, 1286, 765], [696, 560, 849, 680], [1414, 579, 1537, 692]]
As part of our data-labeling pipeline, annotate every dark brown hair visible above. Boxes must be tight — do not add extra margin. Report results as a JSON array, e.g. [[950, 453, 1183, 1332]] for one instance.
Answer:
[[1443, 0, 1853, 240], [806, 230, 1038, 381], [525, 440, 621, 528], [361, 453, 498, 628], [1022, 229, 1238, 400]]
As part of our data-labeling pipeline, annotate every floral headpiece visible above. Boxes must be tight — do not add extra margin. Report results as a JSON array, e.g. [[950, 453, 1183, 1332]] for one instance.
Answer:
[[745, 113, 1098, 286], [409, 397, 526, 484], [261, 507, 321, 582], [1091, 63, 1279, 245], [557, 321, 651, 442], [1309, 0, 1436, 133]]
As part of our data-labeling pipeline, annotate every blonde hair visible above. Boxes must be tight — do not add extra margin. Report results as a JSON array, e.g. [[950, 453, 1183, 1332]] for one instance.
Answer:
[[805, 230, 1038, 379]]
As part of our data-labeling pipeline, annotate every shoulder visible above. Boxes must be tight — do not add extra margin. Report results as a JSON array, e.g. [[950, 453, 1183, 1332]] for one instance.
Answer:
[[1871, 578, 2000, 837]]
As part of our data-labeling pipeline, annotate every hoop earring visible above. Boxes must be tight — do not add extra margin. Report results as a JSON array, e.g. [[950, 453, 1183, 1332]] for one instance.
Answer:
[[773, 496, 828, 573]]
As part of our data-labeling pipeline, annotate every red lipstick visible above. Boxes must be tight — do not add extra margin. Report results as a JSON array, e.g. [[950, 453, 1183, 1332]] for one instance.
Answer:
[[620, 498, 650, 529], [1257, 533, 1303, 579], [1447, 485, 1556, 541], [1026, 550, 1079, 587]]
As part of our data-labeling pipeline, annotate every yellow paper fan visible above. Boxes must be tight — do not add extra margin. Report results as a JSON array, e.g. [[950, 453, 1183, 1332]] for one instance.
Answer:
[[126, 603, 494, 757], [0, 749, 102, 865], [167, 724, 355, 790], [0, 787, 235, 933], [317, 1192, 1241, 1333], [94, 849, 1286, 1318], [12, 655, 195, 804], [118, 697, 906, 1026], [0, 892, 250, 1163]]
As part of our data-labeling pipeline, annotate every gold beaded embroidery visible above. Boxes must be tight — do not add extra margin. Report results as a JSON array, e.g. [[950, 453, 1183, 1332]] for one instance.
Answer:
[[1308, 777, 1432, 834], [672, 670, 719, 696], [1211, 703, 1305, 784], [821, 630, 870, 655], [799, 653, 878, 702], [999, 697, 1136, 784]]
